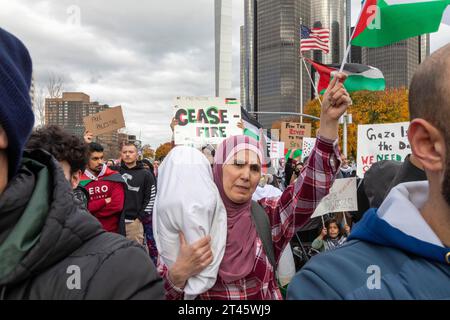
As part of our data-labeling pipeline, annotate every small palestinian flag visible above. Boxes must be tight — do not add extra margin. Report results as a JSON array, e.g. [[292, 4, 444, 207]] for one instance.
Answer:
[[305, 58, 385, 94], [352, 0, 449, 48], [241, 107, 267, 142]]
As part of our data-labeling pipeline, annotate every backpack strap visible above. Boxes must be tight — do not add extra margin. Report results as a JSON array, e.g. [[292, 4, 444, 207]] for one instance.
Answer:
[[251, 201, 277, 268]]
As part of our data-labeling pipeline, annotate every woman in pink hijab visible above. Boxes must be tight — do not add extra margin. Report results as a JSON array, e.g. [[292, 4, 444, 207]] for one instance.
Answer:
[[159, 74, 351, 299]]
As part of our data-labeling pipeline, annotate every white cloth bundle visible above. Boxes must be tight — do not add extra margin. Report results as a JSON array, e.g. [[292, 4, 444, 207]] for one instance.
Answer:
[[153, 146, 227, 299]]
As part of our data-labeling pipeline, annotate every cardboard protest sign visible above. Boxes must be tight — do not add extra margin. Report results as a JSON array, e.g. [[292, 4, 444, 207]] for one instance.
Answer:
[[173, 97, 242, 145], [357, 122, 410, 177], [311, 178, 358, 218], [301, 137, 317, 162], [83, 106, 125, 136], [269, 141, 285, 159], [280, 122, 311, 150]]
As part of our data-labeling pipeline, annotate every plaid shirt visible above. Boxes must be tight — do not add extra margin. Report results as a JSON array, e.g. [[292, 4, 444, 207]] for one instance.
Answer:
[[158, 136, 341, 300]]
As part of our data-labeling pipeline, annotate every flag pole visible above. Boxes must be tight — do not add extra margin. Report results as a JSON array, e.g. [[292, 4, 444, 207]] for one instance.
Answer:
[[339, 2, 365, 73], [339, 0, 363, 157], [300, 18, 304, 124], [301, 57, 322, 106]]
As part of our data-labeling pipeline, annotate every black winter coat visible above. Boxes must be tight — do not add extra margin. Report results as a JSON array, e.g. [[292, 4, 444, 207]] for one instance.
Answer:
[[0, 149, 164, 300]]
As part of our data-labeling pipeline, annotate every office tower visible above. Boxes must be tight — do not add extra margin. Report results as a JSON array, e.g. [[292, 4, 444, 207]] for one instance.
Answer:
[[310, 0, 351, 64], [45, 92, 120, 159], [362, 35, 431, 88], [215, 0, 233, 98], [254, 0, 312, 128]]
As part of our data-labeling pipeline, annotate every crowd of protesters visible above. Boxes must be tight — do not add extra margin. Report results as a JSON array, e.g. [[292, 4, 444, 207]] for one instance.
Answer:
[[0, 27, 449, 300]]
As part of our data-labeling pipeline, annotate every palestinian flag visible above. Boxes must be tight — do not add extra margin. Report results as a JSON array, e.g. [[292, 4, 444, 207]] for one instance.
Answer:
[[352, 0, 450, 48], [241, 107, 266, 142], [305, 58, 385, 94]]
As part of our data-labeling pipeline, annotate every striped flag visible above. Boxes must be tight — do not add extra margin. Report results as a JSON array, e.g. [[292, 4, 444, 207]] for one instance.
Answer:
[[351, 0, 449, 47], [305, 58, 385, 94], [300, 25, 330, 54]]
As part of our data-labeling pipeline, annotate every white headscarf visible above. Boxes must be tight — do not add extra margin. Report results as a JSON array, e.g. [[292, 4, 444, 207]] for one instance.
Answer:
[[153, 146, 227, 299]]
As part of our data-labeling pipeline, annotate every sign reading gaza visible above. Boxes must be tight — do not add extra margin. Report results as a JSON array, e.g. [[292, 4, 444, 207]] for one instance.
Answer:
[[357, 122, 410, 177], [173, 97, 242, 145]]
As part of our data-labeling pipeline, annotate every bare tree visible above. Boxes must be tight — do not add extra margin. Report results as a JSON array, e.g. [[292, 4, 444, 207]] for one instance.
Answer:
[[34, 86, 46, 127], [32, 73, 65, 127], [46, 72, 64, 98]]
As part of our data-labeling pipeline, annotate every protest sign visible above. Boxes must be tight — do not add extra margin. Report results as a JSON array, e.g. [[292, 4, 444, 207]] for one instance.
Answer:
[[280, 122, 311, 150], [269, 141, 285, 159], [357, 122, 410, 177], [83, 106, 125, 136], [311, 178, 358, 218], [301, 137, 316, 162], [173, 97, 242, 145]]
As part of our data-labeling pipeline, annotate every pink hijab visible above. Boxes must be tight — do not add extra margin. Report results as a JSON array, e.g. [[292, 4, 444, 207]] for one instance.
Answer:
[[213, 135, 264, 283]]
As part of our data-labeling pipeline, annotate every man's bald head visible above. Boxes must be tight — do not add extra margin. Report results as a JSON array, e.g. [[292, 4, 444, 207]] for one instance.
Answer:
[[409, 44, 450, 132], [409, 43, 450, 209]]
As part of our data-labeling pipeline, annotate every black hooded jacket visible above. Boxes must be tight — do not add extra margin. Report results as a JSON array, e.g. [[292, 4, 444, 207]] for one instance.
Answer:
[[0, 149, 163, 299], [112, 162, 155, 221]]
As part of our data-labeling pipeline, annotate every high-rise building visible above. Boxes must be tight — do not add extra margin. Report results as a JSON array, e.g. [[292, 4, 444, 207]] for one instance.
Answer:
[[241, 0, 256, 113], [350, 27, 362, 64], [215, 0, 233, 98], [310, 0, 351, 64], [362, 35, 430, 88], [253, 0, 312, 128], [240, 0, 353, 128], [45, 92, 120, 159], [240, 25, 247, 108]]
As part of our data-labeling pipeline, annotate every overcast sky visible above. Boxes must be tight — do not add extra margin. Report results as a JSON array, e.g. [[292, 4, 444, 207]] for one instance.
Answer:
[[1, 0, 449, 148]]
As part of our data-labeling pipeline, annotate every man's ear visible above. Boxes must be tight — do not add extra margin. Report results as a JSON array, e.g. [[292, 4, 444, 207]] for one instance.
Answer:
[[71, 170, 81, 189], [408, 119, 445, 172], [0, 125, 8, 149]]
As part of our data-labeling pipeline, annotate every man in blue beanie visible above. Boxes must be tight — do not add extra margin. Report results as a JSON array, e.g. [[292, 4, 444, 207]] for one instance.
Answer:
[[0, 27, 164, 299], [287, 44, 450, 300]]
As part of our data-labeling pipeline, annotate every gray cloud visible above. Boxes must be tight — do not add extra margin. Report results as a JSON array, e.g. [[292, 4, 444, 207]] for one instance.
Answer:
[[0, 0, 244, 148]]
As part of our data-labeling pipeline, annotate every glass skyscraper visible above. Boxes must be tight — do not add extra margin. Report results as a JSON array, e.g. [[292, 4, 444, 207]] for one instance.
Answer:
[[215, 0, 233, 98], [362, 35, 430, 88]]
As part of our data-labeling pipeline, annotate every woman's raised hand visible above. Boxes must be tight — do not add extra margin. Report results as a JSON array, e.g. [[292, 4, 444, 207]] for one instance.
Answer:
[[168, 231, 213, 289]]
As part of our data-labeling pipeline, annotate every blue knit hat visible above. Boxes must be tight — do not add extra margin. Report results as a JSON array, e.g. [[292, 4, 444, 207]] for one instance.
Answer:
[[0, 28, 34, 178]]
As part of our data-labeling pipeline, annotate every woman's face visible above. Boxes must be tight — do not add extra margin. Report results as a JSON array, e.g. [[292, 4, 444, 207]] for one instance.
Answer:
[[328, 223, 340, 239], [222, 149, 261, 203]]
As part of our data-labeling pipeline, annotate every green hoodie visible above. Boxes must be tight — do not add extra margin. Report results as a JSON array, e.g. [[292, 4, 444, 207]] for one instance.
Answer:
[[0, 157, 50, 279]]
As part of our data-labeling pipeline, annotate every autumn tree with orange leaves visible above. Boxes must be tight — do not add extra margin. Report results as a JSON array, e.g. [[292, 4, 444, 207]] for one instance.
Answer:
[[303, 88, 410, 161], [155, 142, 173, 160]]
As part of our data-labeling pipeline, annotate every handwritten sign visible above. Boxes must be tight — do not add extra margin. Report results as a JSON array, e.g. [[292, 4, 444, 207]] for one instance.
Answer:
[[311, 178, 358, 218], [269, 141, 285, 159], [83, 106, 125, 136], [357, 122, 410, 177], [301, 137, 317, 162], [173, 97, 242, 145], [280, 122, 311, 150]]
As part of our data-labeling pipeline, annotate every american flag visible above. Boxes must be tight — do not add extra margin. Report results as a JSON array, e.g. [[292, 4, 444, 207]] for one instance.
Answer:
[[300, 25, 330, 54]]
